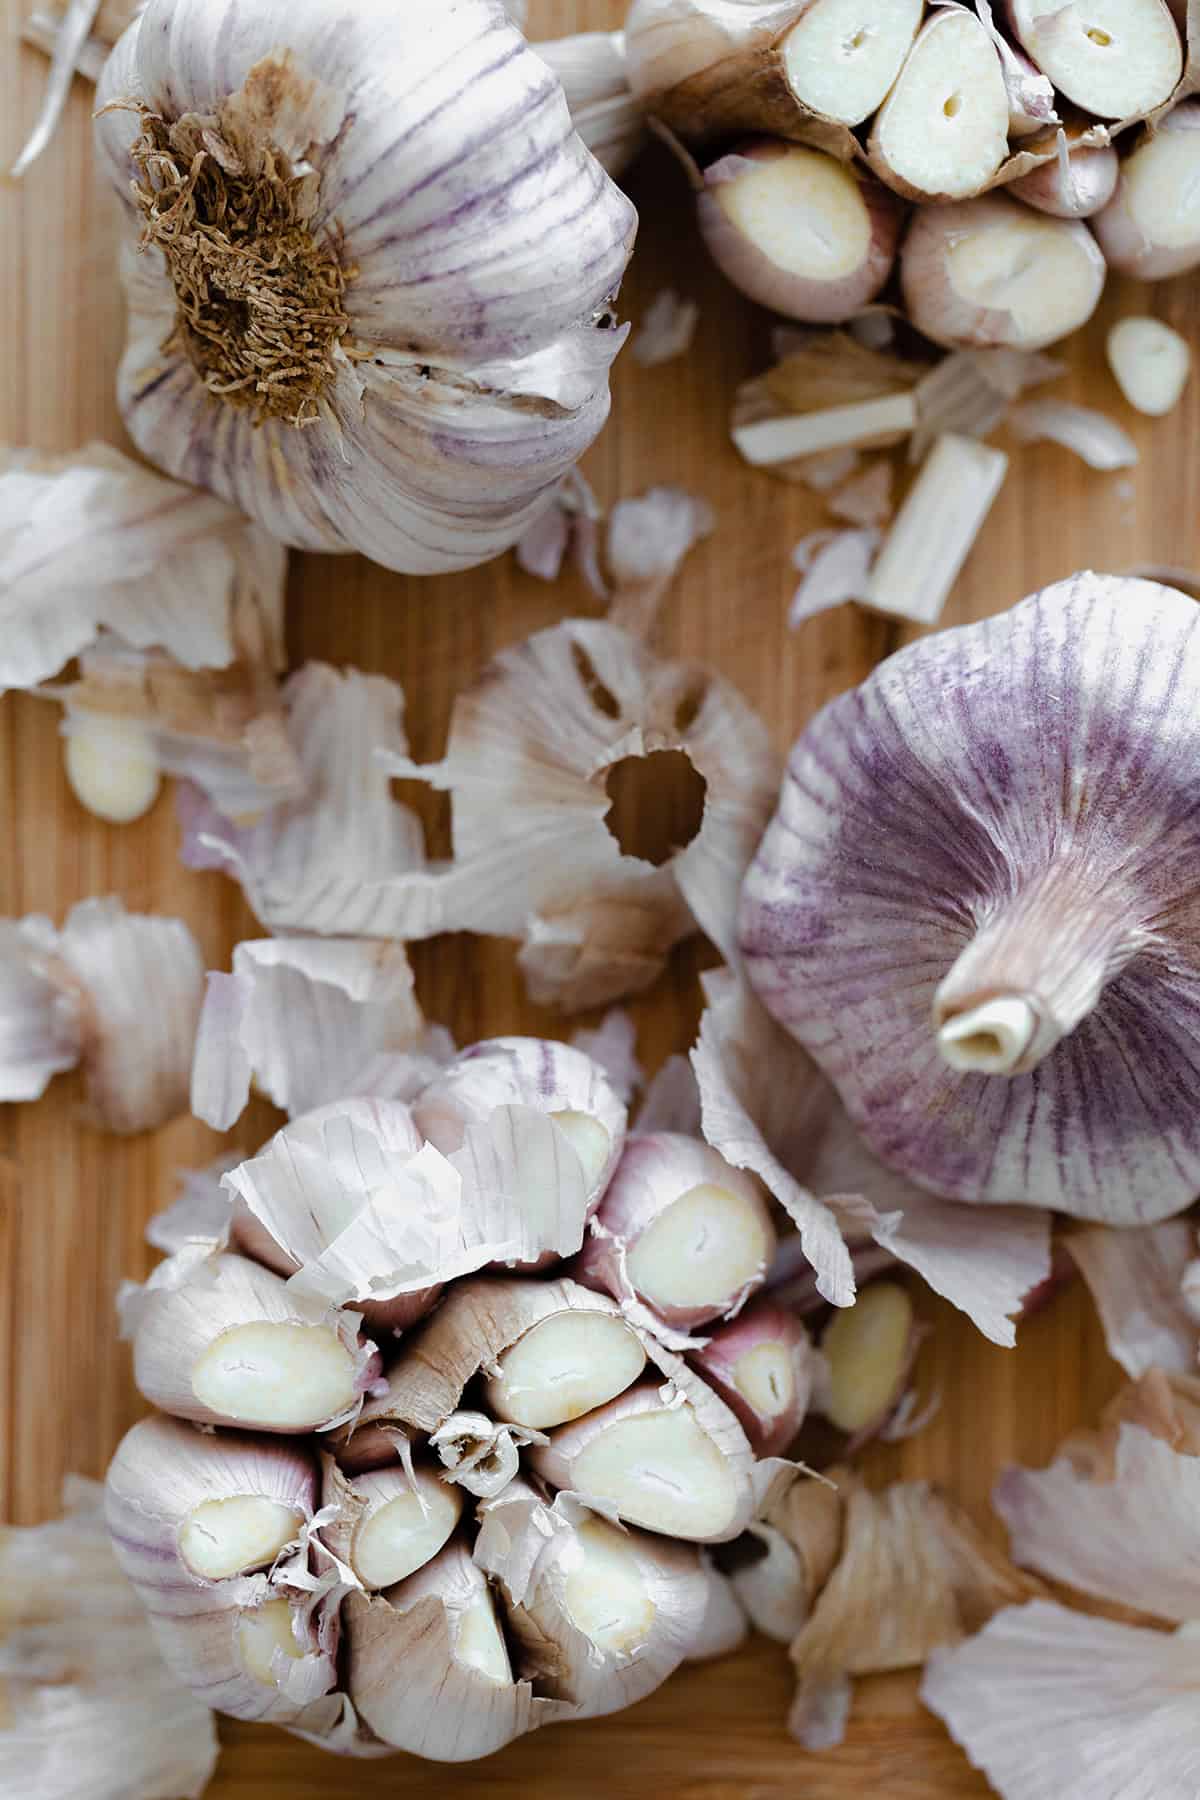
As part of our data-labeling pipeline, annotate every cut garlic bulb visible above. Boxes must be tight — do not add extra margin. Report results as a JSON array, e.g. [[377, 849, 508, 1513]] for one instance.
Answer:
[[867, 8, 1010, 201], [93, 0, 636, 576], [740, 571, 1200, 1223]]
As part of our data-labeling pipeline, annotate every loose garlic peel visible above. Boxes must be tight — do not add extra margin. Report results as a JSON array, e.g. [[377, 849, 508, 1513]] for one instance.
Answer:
[[485, 1311, 648, 1430], [179, 1496, 304, 1581], [627, 1182, 774, 1312], [191, 1322, 358, 1432]]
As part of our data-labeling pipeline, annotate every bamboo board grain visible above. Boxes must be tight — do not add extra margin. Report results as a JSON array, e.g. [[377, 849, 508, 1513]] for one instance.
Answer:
[[3, 4, 1198, 1794]]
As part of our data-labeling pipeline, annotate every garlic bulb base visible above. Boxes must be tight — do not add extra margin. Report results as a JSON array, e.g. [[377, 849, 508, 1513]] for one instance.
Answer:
[[936, 995, 1039, 1075]]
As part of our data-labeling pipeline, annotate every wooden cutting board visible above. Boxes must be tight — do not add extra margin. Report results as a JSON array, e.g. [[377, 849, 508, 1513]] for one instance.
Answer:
[[4, 1, 1196, 1792]]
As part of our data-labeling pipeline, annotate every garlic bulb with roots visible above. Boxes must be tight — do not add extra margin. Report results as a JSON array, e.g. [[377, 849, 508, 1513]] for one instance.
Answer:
[[740, 570, 1200, 1224], [92, 0, 637, 576]]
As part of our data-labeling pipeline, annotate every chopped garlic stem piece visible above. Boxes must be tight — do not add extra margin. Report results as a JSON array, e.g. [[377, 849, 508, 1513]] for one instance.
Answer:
[[733, 393, 917, 467], [1107, 317, 1192, 418], [862, 433, 1008, 626], [179, 1496, 303, 1580], [938, 996, 1038, 1074]]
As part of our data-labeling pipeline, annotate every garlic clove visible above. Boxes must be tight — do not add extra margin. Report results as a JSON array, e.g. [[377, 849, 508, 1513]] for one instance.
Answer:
[[777, 0, 924, 128], [687, 1553, 749, 1662], [1006, 0, 1183, 121], [180, 1497, 306, 1584], [125, 1248, 380, 1434], [485, 1307, 647, 1431], [900, 194, 1107, 352], [867, 9, 1011, 202], [1008, 140, 1119, 218], [576, 1131, 777, 1331], [0, 1477, 219, 1800], [377, 618, 779, 1011], [1106, 316, 1193, 417], [1067, 1219, 1197, 1379], [63, 711, 161, 824], [345, 1468, 464, 1593], [1093, 103, 1200, 280], [698, 142, 903, 325], [690, 1300, 814, 1455], [725, 1521, 812, 1644], [818, 1280, 917, 1437], [191, 936, 452, 1132]]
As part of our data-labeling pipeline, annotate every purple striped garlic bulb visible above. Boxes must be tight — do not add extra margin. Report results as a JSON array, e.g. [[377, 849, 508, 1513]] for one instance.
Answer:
[[739, 571, 1200, 1225], [93, 0, 636, 576]]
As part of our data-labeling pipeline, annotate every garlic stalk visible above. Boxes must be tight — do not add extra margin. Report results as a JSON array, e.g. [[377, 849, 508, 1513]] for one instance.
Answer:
[[535, 33, 647, 179], [0, 1477, 218, 1799], [93, 0, 636, 576], [122, 1247, 382, 1433], [191, 938, 453, 1131], [344, 1540, 569, 1761], [1094, 101, 1200, 279], [741, 571, 1200, 1223], [0, 897, 204, 1132], [14, 0, 141, 175], [474, 1480, 709, 1717], [379, 619, 779, 1010], [575, 1131, 777, 1332]]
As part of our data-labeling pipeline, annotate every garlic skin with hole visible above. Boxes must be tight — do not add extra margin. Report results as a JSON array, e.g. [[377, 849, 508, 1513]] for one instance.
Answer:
[[0, 1477, 219, 1800], [698, 142, 903, 325], [93, 0, 636, 576], [1106, 317, 1192, 417], [123, 1248, 381, 1432], [63, 711, 161, 823], [474, 1480, 709, 1717], [740, 570, 1200, 1223], [576, 1131, 777, 1331], [1005, 0, 1183, 122], [690, 1299, 813, 1455], [1093, 103, 1200, 280], [901, 194, 1107, 351]]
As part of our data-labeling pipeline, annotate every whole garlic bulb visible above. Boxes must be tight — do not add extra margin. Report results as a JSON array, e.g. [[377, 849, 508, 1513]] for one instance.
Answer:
[[739, 571, 1200, 1225], [93, 0, 637, 576]]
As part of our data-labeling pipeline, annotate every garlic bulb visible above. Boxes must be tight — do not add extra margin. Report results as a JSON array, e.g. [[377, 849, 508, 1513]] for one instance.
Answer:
[[535, 33, 647, 179], [92, 0, 636, 576], [191, 937, 453, 1130], [0, 1476, 218, 1799], [381, 618, 779, 1010], [740, 570, 1200, 1224]]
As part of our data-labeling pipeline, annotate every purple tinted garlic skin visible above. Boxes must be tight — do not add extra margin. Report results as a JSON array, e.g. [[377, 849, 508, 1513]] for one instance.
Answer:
[[739, 571, 1200, 1225]]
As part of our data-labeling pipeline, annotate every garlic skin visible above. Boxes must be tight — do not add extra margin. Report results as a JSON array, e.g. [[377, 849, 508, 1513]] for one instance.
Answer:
[[740, 571, 1200, 1223], [536, 33, 647, 179], [0, 1477, 219, 1800], [1068, 1219, 1198, 1379], [0, 915, 85, 1102], [93, 0, 636, 577]]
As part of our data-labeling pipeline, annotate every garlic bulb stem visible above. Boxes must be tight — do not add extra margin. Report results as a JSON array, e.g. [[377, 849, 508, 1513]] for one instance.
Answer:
[[936, 995, 1039, 1075]]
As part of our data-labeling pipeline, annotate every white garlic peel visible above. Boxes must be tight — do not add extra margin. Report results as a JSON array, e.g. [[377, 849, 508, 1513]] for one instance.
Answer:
[[64, 711, 161, 823], [93, 0, 636, 576], [1107, 317, 1193, 417]]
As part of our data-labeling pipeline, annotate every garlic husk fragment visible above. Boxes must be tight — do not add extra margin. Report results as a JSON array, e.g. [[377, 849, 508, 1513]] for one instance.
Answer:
[[909, 343, 1065, 461], [867, 9, 1010, 202], [191, 937, 452, 1131], [788, 1472, 1041, 1749], [536, 33, 647, 179], [726, 1472, 843, 1643], [575, 1131, 777, 1331], [900, 194, 1107, 351], [318, 1458, 463, 1592], [698, 143, 903, 325], [0, 1476, 218, 1800], [1066, 1219, 1199, 1378], [974, 0, 1058, 136], [731, 329, 922, 477], [94, 0, 636, 576], [1008, 138, 1119, 216], [378, 620, 779, 1010], [345, 1539, 570, 1760], [530, 1356, 796, 1544], [428, 1413, 549, 1500], [570, 1008, 644, 1108], [14, 0, 120, 174], [740, 572, 1200, 1223], [0, 915, 84, 1102], [340, 1278, 645, 1472], [123, 1247, 381, 1433], [788, 528, 879, 629], [624, 0, 920, 149], [1093, 103, 1200, 278], [1008, 399, 1137, 469], [692, 969, 1052, 1336], [633, 290, 700, 367], [688, 1553, 749, 1660], [180, 662, 426, 937], [51, 896, 204, 1133], [690, 1301, 814, 1454], [1006, 0, 1183, 121], [1106, 316, 1192, 417], [474, 1480, 708, 1717], [106, 1415, 315, 1603], [606, 487, 715, 640]]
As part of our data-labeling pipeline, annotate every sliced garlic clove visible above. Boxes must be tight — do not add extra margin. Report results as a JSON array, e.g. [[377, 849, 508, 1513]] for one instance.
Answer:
[[691, 1300, 814, 1455], [698, 143, 903, 325], [1007, 0, 1182, 122], [867, 9, 1010, 202], [1093, 104, 1200, 280], [191, 936, 451, 1132], [484, 1306, 647, 1431], [777, 0, 924, 128], [126, 1248, 379, 1434], [345, 1468, 464, 1593], [1106, 316, 1192, 417]]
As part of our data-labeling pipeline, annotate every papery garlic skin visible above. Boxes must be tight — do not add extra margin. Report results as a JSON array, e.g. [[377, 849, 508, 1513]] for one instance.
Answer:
[[93, 0, 636, 577], [0, 915, 84, 1101], [536, 33, 647, 179], [0, 1477, 219, 1800], [740, 570, 1200, 1223]]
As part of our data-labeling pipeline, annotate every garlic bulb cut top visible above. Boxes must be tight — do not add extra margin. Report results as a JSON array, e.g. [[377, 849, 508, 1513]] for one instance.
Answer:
[[94, 0, 637, 576], [740, 571, 1200, 1224]]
